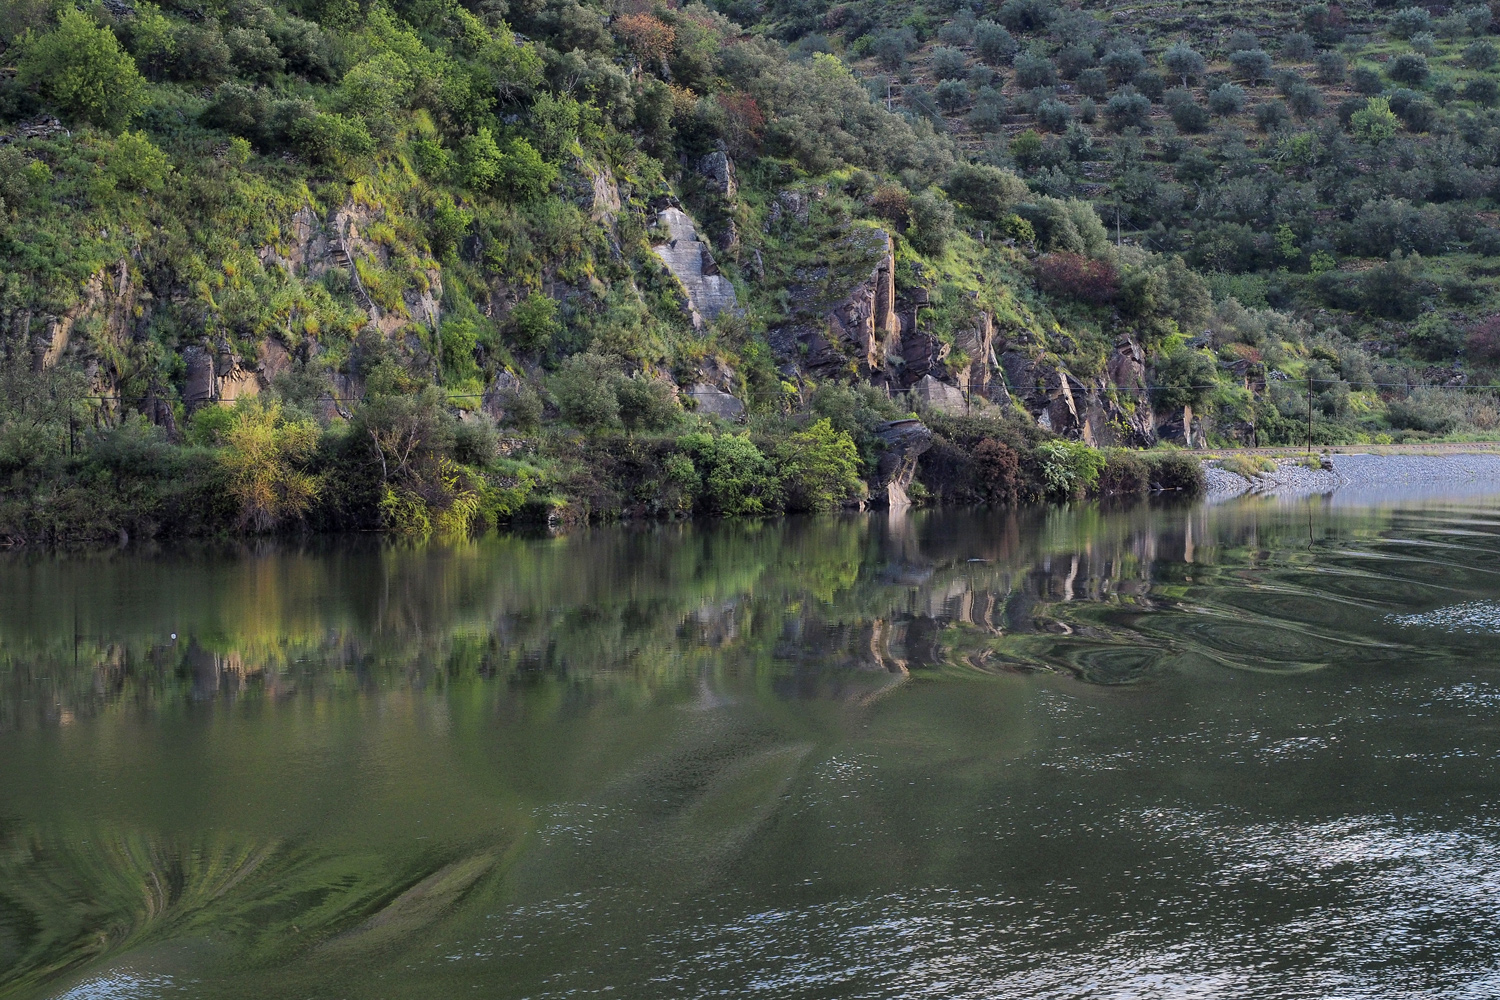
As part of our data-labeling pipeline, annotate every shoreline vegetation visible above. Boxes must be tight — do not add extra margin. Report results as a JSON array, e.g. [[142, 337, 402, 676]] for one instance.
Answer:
[[13, 0, 1500, 542]]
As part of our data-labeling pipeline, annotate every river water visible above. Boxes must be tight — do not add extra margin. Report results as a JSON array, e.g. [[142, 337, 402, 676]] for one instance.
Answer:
[[3, 493, 1500, 999]]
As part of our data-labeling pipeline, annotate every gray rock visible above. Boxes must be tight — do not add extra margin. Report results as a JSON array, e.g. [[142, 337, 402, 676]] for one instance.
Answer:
[[183, 346, 215, 411], [685, 383, 746, 421], [697, 151, 737, 200], [910, 374, 969, 416], [652, 208, 741, 329], [871, 419, 933, 508]]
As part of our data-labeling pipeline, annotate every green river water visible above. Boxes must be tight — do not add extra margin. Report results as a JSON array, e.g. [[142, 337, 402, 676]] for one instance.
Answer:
[[4, 491, 1500, 999]]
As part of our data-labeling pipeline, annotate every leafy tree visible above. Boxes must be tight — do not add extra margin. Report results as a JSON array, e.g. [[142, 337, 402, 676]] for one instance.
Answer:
[[1281, 32, 1315, 60], [872, 27, 916, 70], [1102, 46, 1147, 83], [1464, 78, 1499, 106], [997, 0, 1054, 34], [1105, 90, 1152, 131], [680, 433, 781, 515], [1389, 6, 1432, 39], [931, 46, 967, 81], [1035, 98, 1071, 132], [944, 163, 1029, 220], [1163, 42, 1205, 86], [1229, 49, 1272, 84], [549, 352, 621, 429], [17, 9, 146, 132], [776, 419, 862, 511], [1351, 96, 1399, 142], [616, 375, 681, 432], [1168, 93, 1208, 132], [1152, 349, 1217, 411], [1351, 65, 1384, 95], [908, 188, 957, 256], [1314, 51, 1346, 83], [1225, 30, 1261, 53], [1208, 84, 1246, 114], [219, 401, 322, 532], [1387, 53, 1429, 86], [105, 131, 170, 191], [1035, 439, 1104, 500], [973, 21, 1017, 65], [1287, 84, 1324, 118], [934, 79, 971, 111], [1464, 39, 1499, 69], [292, 112, 375, 166], [1013, 50, 1057, 89], [1076, 67, 1108, 100], [967, 86, 1008, 131]]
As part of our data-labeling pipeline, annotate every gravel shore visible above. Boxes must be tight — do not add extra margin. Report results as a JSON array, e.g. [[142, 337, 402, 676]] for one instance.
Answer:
[[1205, 452, 1500, 503]]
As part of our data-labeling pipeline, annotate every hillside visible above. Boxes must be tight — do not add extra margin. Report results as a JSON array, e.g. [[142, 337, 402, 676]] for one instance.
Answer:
[[0, 0, 1493, 539]]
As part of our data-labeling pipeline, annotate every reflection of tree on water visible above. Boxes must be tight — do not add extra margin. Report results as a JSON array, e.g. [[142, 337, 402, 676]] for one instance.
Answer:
[[5, 499, 1500, 996], [0, 500, 1465, 726]]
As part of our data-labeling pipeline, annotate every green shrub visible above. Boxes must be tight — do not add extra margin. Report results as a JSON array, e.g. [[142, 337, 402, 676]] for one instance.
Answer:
[[617, 375, 681, 432], [681, 432, 782, 515], [1098, 449, 1149, 494], [1145, 451, 1206, 493], [1036, 439, 1104, 500], [549, 353, 621, 430], [776, 418, 863, 511], [18, 9, 146, 132]]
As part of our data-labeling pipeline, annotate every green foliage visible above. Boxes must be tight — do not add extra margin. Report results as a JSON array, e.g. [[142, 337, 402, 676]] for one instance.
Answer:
[[1035, 439, 1104, 500], [680, 432, 781, 516], [17, 9, 146, 132], [549, 353, 622, 430], [508, 292, 559, 352], [1351, 97, 1399, 142], [1152, 349, 1218, 411], [776, 419, 862, 511]]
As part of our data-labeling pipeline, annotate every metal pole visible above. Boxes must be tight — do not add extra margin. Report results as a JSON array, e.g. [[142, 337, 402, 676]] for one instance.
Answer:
[[1306, 378, 1313, 455]]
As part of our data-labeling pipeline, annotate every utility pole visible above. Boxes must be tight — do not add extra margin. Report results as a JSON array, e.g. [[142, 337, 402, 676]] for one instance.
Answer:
[[1306, 377, 1314, 456]]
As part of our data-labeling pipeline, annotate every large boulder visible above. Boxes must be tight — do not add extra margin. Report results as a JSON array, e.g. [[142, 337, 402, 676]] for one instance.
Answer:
[[697, 151, 737, 201], [684, 383, 746, 420], [871, 419, 933, 508]]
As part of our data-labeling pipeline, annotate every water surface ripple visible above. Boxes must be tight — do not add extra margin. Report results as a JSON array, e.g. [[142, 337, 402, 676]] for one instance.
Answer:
[[2, 495, 1500, 998]]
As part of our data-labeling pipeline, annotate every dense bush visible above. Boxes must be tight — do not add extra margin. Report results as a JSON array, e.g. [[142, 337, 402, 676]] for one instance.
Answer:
[[1035, 252, 1119, 304]]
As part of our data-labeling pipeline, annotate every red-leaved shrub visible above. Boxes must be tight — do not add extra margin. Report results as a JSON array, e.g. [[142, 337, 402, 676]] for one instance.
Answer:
[[1468, 315, 1500, 365], [1034, 252, 1119, 305]]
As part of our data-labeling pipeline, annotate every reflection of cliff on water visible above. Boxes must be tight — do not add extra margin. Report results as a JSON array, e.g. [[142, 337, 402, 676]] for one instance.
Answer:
[[2, 496, 1481, 730]]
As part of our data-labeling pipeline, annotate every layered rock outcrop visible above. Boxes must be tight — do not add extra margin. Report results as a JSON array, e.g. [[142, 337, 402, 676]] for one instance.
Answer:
[[871, 419, 933, 508], [652, 207, 740, 329]]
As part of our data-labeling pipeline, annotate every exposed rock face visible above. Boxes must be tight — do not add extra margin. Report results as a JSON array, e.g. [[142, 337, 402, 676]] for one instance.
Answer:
[[767, 189, 812, 226], [910, 374, 968, 415], [900, 330, 949, 387], [684, 383, 745, 420], [824, 229, 900, 375], [697, 151, 737, 201], [769, 227, 900, 382], [652, 207, 740, 329], [183, 346, 216, 411], [871, 419, 933, 508], [1157, 406, 1202, 447], [950, 310, 997, 398], [1001, 351, 1085, 438], [582, 161, 622, 223]]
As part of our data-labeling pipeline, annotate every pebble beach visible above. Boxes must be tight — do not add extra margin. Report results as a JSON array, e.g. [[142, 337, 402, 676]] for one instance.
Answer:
[[1205, 452, 1500, 503]]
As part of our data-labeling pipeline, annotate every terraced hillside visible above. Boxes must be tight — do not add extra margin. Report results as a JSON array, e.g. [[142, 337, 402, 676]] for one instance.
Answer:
[[0, 0, 1495, 540]]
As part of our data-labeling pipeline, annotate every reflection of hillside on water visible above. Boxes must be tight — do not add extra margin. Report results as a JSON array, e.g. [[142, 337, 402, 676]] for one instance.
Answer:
[[0, 498, 1475, 724]]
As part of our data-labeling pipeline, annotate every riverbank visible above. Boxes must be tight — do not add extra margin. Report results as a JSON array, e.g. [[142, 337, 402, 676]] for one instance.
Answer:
[[1205, 449, 1500, 502]]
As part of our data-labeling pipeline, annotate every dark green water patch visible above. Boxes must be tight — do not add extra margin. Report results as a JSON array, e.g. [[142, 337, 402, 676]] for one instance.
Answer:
[[4, 498, 1500, 998]]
